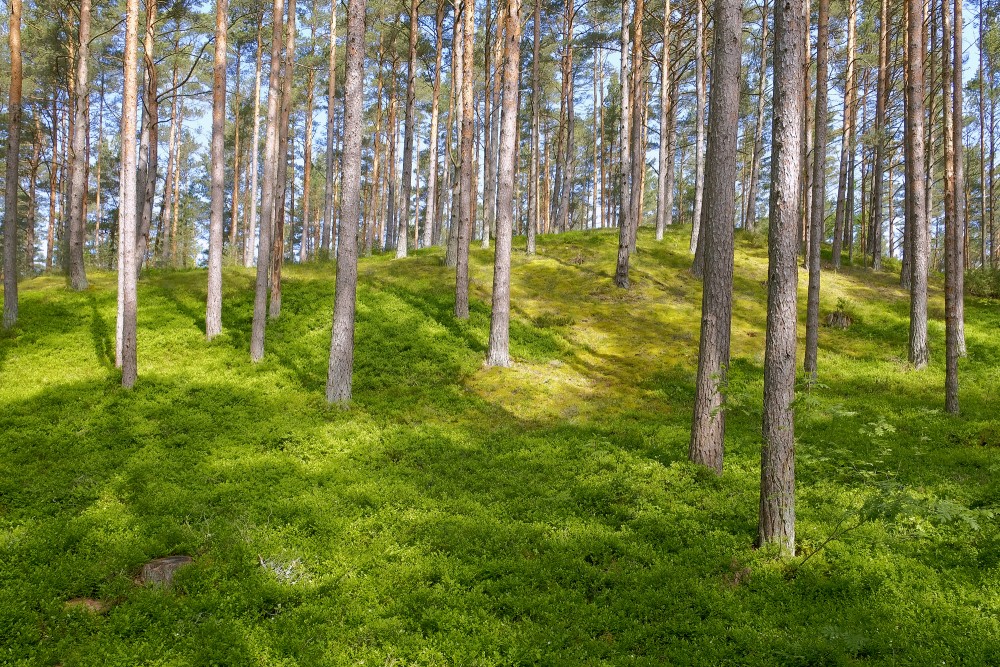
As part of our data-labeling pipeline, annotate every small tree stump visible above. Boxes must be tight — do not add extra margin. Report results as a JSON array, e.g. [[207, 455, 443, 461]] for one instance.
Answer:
[[826, 311, 852, 329], [137, 555, 193, 587]]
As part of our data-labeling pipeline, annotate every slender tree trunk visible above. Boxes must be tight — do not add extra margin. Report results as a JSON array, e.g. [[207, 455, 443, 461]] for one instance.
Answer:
[[26, 117, 40, 274], [171, 102, 184, 264], [454, 0, 475, 319], [397, 0, 418, 258], [159, 58, 180, 267], [327, 0, 366, 404], [45, 103, 57, 273], [135, 0, 158, 269], [832, 0, 857, 268], [250, 0, 286, 361], [870, 0, 890, 270], [690, 0, 707, 256], [67, 0, 91, 291], [119, 0, 141, 388], [445, 21, 463, 264], [322, 2, 338, 256], [743, 0, 770, 234], [481, 8, 498, 250], [689, 0, 742, 473], [655, 1, 672, 241], [424, 0, 445, 249], [527, 0, 541, 254], [303, 65, 315, 261], [486, 0, 522, 367], [942, 0, 959, 411], [613, 0, 641, 288], [247, 23, 265, 265], [207, 0, 229, 339], [559, 12, 576, 234], [907, 0, 929, 368], [2, 0, 22, 328], [980, 0, 988, 269], [231, 42, 243, 255], [269, 0, 296, 319], [952, 0, 966, 357], [805, 0, 830, 378], [759, 0, 805, 556]]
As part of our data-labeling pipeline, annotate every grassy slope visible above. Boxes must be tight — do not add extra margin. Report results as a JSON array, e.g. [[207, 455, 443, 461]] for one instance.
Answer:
[[1, 227, 999, 666]]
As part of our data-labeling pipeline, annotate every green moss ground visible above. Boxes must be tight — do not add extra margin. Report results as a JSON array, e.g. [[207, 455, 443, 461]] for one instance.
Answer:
[[1, 227, 999, 665]]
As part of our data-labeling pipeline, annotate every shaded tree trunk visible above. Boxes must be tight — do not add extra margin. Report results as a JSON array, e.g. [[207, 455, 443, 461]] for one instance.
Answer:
[[743, 0, 770, 234], [907, 0, 929, 368], [805, 0, 830, 378], [270, 0, 296, 319], [250, 0, 287, 361], [689, 0, 742, 473]]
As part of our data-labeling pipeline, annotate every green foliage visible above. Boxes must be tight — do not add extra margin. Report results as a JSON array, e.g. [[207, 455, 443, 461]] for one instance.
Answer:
[[966, 268, 1000, 299], [1, 228, 1000, 665]]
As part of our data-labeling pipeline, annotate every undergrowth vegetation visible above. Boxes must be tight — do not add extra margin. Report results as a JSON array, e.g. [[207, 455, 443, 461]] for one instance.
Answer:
[[1, 227, 999, 665]]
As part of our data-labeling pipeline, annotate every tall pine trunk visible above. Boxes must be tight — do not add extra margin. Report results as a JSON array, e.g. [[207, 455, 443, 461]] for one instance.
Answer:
[[326, 0, 366, 404], [906, 0, 929, 368], [759, 0, 805, 556], [454, 0, 475, 319], [424, 0, 445, 249], [118, 0, 142, 388], [486, 0, 522, 367], [832, 0, 857, 267], [398, 0, 418, 258], [2, 0, 22, 328], [207, 0, 229, 339], [67, 0, 91, 291], [805, 0, 830, 378], [689, 0, 743, 473], [527, 0, 541, 254], [250, 0, 287, 361]]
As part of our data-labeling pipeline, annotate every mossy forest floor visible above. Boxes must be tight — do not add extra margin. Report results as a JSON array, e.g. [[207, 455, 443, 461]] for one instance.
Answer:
[[2, 227, 999, 665]]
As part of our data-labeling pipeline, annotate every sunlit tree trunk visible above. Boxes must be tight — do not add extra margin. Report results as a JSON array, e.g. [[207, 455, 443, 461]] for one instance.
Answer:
[[118, 0, 142, 388], [454, 0, 474, 319], [486, 0, 522, 367], [326, 0, 367, 404], [207, 0, 229, 340], [2, 0, 22, 329], [832, 0, 856, 268], [67, 0, 91, 291], [527, 0, 541, 254], [424, 0, 445, 249], [398, 0, 418, 258]]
